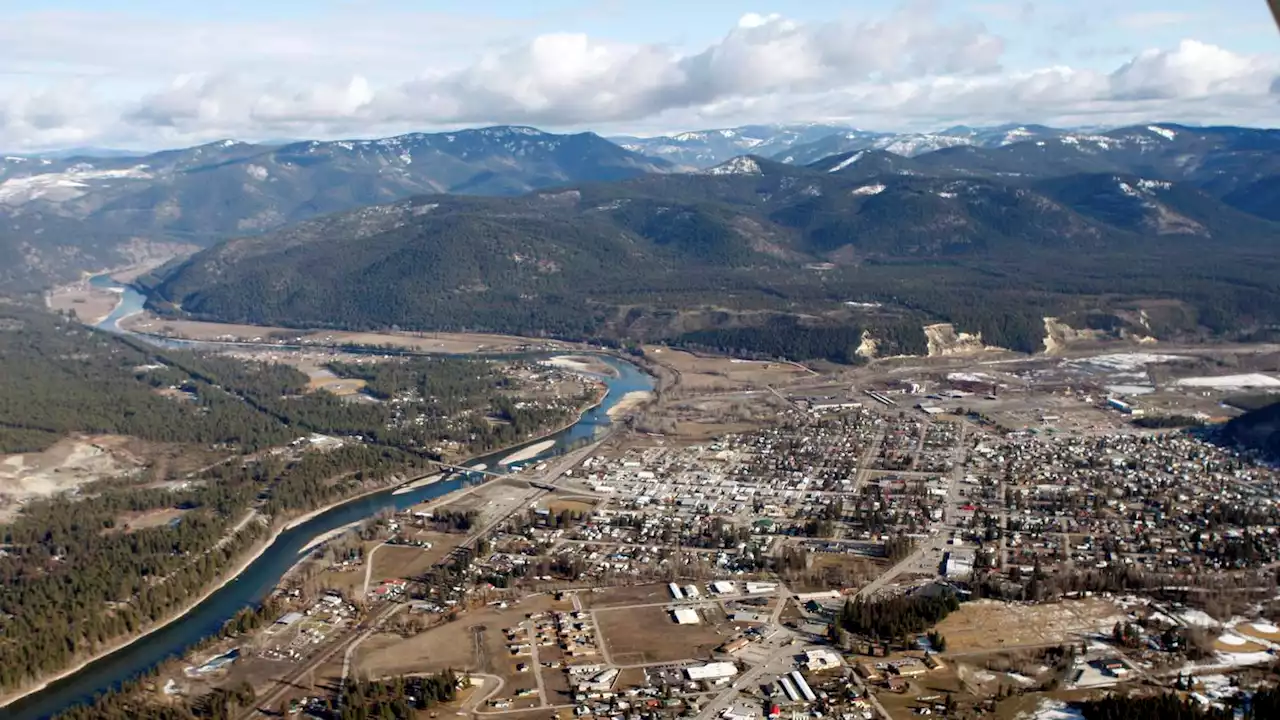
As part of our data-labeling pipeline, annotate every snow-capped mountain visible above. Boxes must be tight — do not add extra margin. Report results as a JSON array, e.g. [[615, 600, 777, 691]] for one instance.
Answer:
[[777, 124, 1069, 165], [613, 124, 857, 169], [0, 127, 672, 288]]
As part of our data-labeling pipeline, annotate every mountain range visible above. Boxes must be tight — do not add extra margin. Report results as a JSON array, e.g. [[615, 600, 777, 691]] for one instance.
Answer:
[[6, 120, 1280, 318], [145, 124, 1280, 362], [0, 127, 671, 287]]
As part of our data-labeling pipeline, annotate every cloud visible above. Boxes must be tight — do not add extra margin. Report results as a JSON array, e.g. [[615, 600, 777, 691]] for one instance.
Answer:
[[0, 6, 1275, 150]]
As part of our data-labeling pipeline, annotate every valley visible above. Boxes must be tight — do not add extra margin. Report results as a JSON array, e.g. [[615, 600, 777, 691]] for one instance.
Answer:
[[4, 117, 1280, 720]]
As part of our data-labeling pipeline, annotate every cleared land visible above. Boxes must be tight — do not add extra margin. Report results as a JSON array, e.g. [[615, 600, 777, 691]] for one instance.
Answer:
[[643, 346, 811, 392], [577, 584, 672, 610], [354, 595, 569, 683], [46, 284, 120, 325], [933, 598, 1124, 654], [121, 313, 558, 354], [595, 604, 728, 665]]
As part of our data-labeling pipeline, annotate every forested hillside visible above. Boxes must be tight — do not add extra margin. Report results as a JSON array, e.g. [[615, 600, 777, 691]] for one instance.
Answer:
[[0, 127, 671, 289], [0, 302, 595, 696], [149, 154, 1280, 360]]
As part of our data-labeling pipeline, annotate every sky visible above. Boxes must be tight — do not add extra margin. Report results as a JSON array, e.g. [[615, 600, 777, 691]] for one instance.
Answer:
[[0, 0, 1277, 151]]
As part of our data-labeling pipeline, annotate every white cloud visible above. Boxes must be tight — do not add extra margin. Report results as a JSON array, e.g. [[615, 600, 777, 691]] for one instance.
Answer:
[[0, 6, 1275, 150]]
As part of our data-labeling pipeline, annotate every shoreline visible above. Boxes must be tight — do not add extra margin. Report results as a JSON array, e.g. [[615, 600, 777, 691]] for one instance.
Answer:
[[1, 361, 633, 713], [0, 518, 275, 711]]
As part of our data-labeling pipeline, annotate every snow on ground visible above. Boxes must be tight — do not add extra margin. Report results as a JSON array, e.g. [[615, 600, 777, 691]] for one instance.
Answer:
[[851, 183, 885, 196], [1252, 622, 1279, 634], [948, 372, 995, 383], [1106, 384, 1156, 395], [1021, 699, 1084, 720], [1065, 353, 1188, 373], [1217, 633, 1247, 646], [1184, 651, 1276, 673], [0, 164, 152, 204], [827, 151, 863, 173], [1178, 609, 1221, 628], [704, 156, 762, 175], [1175, 373, 1280, 390]]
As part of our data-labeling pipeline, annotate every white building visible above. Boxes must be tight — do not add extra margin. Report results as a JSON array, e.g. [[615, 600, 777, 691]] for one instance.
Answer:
[[686, 662, 738, 681]]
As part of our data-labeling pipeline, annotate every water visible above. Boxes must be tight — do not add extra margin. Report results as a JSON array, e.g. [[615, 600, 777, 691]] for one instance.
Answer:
[[6, 277, 654, 719]]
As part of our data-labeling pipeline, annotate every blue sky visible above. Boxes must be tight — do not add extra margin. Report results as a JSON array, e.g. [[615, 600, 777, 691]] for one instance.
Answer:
[[0, 0, 1276, 150]]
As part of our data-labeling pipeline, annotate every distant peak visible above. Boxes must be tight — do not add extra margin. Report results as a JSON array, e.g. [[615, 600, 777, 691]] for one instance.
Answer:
[[703, 156, 763, 176]]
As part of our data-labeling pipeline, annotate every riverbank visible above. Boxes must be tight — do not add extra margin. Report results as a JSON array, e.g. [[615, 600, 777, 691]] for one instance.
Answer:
[[0, 518, 274, 710], [606, 390, 655, 419], [0, 473, 409, 711], [5, 351, 650, 718]]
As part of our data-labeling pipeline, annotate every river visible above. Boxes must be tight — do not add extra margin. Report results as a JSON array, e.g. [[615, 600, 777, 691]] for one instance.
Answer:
[[6, 277, 654, 720]]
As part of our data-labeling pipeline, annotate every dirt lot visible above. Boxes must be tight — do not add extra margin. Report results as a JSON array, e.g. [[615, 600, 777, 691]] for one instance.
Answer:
[[122, 313, 555, 354], [934, 598, 1125, 654], [595, 604, 730, 665], [0, 435, 207, 521], [355, 594, 569, 683], [578, 584, 673, 609]]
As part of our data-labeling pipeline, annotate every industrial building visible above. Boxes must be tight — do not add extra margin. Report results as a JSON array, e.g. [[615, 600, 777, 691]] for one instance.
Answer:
[[672, 608, 701, 625], [685, 662, 739, 681], [668, 582, 684, 600]]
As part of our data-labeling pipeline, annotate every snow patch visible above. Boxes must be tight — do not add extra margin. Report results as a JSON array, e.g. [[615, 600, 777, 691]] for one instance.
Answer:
[[1023, 699, 1083, 720], [1175, 373, 1280, 390], [851, 183, 885, 196], [0, 164, 152, 205], [704, 156, 762, 176], [245, 164, 268, 181], [1065, 353, 1188, 373], [827, 151, 864, 173], [1148, 125, 1177, 141]]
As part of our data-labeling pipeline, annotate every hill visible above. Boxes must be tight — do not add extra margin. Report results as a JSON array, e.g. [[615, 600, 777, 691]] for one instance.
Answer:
[[149, 155, 1280, 361], [0, 128, 671, 288], [1224, 401, 1280, 457]]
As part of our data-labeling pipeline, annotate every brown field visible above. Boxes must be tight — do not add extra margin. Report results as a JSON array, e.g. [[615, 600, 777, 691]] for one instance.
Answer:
[[47, 284, 120, 325], [1234, 622, 1280, 643], [355, 595, 568, 684], [578, 584, 672, 609], [643, 346, 812, 391], [792, 554, 882, 592], [544, 499, 597, 515], [934, 598, 1124, 654], [1214, 637, 1268, 653], [595, 605, 729, 665], [121, 313, 558, 354]]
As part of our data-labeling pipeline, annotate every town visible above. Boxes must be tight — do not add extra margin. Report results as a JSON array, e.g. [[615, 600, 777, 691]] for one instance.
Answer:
[[152, 346, 1280, 720]]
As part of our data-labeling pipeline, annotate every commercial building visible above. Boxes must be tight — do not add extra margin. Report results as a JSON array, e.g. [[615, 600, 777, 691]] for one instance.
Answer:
[[685, 662, 739, 681], [672, 608, 701, 625]]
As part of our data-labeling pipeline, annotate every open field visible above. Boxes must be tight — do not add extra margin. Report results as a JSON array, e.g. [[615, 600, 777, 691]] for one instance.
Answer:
[[1235, 622, 1280, 643], [121, 313, 559, 354], [354, 595, 569, 681], [577, 584, 672, 609], [934, 599, 1125, 654], [595, 605, 729, 665], [643, 346, 811, 391], [46, 284, 120, 325]]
